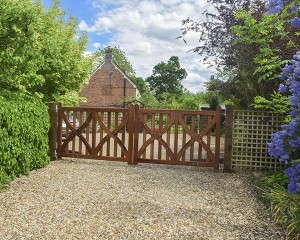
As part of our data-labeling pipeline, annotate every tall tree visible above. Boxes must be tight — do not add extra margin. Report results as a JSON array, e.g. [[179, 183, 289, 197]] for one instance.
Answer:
[[178, 0, 268, 108], [146, 56, 187, 101], [0, 0, 93, 104], [178, 0, 264, 69]]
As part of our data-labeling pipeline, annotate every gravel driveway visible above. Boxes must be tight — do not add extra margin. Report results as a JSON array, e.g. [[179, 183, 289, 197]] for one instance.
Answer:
[[0, 159, 287, 240]]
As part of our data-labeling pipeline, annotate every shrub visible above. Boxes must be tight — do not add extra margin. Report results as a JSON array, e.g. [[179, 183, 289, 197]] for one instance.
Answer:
[[0, 89, 50, 187]]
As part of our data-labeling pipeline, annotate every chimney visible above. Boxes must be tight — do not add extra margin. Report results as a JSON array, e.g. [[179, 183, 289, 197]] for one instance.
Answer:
[[105, 47, 113, 63]]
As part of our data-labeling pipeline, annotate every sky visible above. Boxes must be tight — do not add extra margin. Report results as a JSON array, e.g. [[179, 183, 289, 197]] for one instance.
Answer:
[[42, 0, 216, 92]]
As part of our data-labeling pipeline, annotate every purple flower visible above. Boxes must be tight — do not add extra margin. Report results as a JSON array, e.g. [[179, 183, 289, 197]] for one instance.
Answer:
[[283, 64, 293, 73], [291, 5, 299, 13], [291, 17, 300, 28], [293, 52, 300, 61], [285, 162, 300, 194], [266, 0, 284, 14], [278, 83, 287, 93], [266, 0, 300, 194]]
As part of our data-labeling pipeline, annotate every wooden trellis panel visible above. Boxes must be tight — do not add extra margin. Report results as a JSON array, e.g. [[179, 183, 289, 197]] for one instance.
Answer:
[[231, 110, 285, 170]]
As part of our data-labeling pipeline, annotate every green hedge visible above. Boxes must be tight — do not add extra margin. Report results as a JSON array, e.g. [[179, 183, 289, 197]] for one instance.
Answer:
[[0, 89, 50, 188]]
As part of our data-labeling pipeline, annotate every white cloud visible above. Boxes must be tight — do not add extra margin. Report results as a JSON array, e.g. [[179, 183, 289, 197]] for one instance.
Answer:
[[84, 0, 215, 92], [79, 21, 98, 32], [92, 42, 101, 49]]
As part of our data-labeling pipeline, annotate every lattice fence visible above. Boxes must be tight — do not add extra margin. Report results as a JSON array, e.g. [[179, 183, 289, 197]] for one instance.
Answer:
[[232, 110, 285, 170]]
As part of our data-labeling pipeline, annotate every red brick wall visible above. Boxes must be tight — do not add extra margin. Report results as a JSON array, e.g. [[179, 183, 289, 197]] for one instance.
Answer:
[[79, 62, 137, 107]]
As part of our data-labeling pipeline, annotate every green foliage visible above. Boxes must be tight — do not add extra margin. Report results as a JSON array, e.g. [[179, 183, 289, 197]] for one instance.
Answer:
[[55, 91, 87, 106], [209, 96, 219, 110], [233, 8, 297, 83], [0, 166, 10, 189], [259, 172, 300, 239], [0, 0, 93, 103], [253, 91, 290, 114], [146, 56, 187, 101], [0, 89, 50, 188], [131, 76, 148, 96], [139, 91, 209, 110], [139, 89, 160, 108], [177, 92, 208, 110], [228, 4, 300, 109]]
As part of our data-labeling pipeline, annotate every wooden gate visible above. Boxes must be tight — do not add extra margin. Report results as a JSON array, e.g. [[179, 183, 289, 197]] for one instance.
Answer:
[[132, 105, 221, 170], [53, 104, 221, 170]]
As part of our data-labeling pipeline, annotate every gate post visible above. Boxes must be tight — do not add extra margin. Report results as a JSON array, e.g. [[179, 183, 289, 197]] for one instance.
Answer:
[[214, 106, 222, 171], [48, 102, 58, 161], [224, 105, 233, 172], [127, 104, 136, 165], [132, 104, 140, 165]]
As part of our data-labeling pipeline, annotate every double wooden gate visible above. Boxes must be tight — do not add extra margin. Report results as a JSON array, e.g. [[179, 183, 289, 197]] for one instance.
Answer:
[[50, 104, 222, 170]]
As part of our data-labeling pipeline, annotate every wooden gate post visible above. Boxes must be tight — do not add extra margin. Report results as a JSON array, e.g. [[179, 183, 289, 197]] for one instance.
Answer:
[[224, 105, 233, 172], [132, 104, 140, 165], [214, 106, 222, 171], [48, 102, 58, 161], [127, 104, 136, 165]]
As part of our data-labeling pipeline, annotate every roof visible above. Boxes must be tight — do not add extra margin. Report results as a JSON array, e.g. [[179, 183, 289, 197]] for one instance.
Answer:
[[90, 61, 138, 91]]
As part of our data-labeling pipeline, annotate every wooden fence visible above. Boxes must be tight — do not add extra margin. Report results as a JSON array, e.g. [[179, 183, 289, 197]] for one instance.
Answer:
[[49, 103, 285, 171]]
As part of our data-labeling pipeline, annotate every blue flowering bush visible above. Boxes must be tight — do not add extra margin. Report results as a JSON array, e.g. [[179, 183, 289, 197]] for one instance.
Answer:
[[261, 0, 300, 238], [266, 0, 300, 194]]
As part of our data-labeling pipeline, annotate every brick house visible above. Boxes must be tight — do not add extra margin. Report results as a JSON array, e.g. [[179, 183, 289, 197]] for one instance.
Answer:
[[79, 48, 139, 107]]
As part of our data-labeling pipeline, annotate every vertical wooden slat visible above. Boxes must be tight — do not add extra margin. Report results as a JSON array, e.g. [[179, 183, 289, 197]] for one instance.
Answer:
[[166, 114, 171, 161], [106, 112, 111, 156], [206, 116, 212, 162], [57, 102, 63, 158], [150, 113, 155, 159], [79, 111, 83, 154], [72, 110, 77, 154], [131, 104, 139, 165], [48, 102, 58, 161], [114, 112, 118, 157], [198, 115, 203, 161], [214, 106, 221, 171], [86, 111, 90, 155], [189, 115, 195, 161], [65, 110, 69, 153], [121, 112, 126, 158], [173, 113, 179, 162], [99, 111, 104, 156], [92, 111, 97, 155], [224, 105, 233, 172], [182, 115, 187, 162], [158, 113, 163, 160], [142, 114, 147, 158]]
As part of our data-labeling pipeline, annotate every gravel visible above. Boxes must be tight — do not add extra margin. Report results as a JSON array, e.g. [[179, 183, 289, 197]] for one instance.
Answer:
[[0, 159, 288, 240]]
